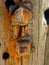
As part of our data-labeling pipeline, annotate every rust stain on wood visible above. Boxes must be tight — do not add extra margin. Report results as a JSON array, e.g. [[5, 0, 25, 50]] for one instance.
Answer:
[[1, 1, 34, 65]]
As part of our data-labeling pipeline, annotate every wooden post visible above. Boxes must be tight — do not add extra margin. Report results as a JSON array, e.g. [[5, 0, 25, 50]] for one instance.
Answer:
[[0, 0, 48, 65]]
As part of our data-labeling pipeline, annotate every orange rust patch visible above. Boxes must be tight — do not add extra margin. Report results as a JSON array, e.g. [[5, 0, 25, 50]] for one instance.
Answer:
[[8, 39, 20, 58], [3, 4, 33, 65], [3, 11, 11, 36], [23, 9, 32, 22]]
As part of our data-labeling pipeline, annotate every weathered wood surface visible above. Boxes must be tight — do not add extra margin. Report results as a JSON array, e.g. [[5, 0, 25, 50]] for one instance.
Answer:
[[44, 26, 49, 65], [0, 0, 48, 65], [43, 0, 49, 65], [0, 0, 33, 65], [38, 0, 49, 65]]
